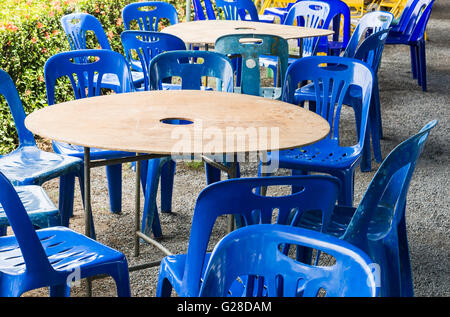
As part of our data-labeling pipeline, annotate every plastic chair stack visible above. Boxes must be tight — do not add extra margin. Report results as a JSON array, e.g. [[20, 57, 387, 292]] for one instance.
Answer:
[[156, 175, 341, 296], [0, 69, 82, 230], [385, 0, 435, 91], [215, 0, 275, 22], [0, 171, 130, 297], [199, 224, 379, 297], [44, 49, 135, 236]]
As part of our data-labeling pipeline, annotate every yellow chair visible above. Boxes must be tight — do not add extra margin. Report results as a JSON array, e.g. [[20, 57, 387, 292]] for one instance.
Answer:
[[343, 0, 365, 19]]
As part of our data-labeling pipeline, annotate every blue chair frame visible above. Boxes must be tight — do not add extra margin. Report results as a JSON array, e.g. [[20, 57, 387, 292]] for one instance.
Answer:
[[0, 69, 82, 230], [122, 1, 179, 31], [200, 224, 379, 297], [259, 0, 331, 86], [156, 175, 340, 296], [121, 30, 187, 91], [0, 171, 130, 297], [298, 120, 437, 296], [386, 0, 435, 91], [192, 0, 217, 20], [272, 56, 374, 207], [60, 12, 144, 88], [44, 49, 135, 222]]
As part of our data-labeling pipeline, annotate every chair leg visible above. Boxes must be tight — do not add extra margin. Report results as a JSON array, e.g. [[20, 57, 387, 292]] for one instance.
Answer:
[[110, 261, 132, 297], [49, 283, 71, 297], [156, 277, 173, 297], [141, 158, 165, 238], [205, 162, 221, 185], [338, 170, 355, 207], [105, 164, 122, 213], [418, 41, 427, 92], [370, 84, 383, 163], [160, 160, 176, 213], [410, 45, 418, 79], [398, 214, 414, 297], [59, 173, 76, 227]]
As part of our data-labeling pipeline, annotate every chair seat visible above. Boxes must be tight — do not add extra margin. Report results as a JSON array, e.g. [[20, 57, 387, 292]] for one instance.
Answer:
[[385, 33, 412, 45], [0, 185, 59, 228], [274, 138, 361, 170], [52, 141, 133, 161], [0, 146, 81, 185], [0, 226, 126, 276]]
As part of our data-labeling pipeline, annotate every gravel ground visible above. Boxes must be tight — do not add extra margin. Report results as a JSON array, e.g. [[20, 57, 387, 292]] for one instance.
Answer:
[[21, 2, 449, 297]]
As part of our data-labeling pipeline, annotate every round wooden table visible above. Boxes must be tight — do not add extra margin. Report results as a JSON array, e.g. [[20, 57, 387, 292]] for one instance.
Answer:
[[25, 90, 329, 292], [162, 20, 334, 46], [25, 90, 329, 155]]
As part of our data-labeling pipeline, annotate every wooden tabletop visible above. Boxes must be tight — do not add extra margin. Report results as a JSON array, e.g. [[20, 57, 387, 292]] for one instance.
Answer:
[[25, 90, 330, 155], [162, 20, 333, 45]]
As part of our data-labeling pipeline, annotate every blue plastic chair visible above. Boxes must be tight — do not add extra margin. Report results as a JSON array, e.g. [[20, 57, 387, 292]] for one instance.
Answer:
[[265, 0, 351, 56], [215, 0, 275, 23], [0, 69, 82, 230], [122, 1, 179, 31], [121, 30, 186, 91], [386, 0, 435, 91], [199, 224, 379, 297], [298, 120, 437, 296], [192, 0, 217, 20], [44, 49, 134, 221], [0, 171, 130, 297], [156, 175, 341, 296], [139, 50, 235, 237], [294, 11, 393, 172], [214, 33, 289, 99], [259, 1, 331, 86], [268, 56, 373, 207], [60, 12, 144, 88]]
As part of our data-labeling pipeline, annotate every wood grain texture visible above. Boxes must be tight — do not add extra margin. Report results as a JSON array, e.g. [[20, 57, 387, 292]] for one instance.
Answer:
[[25, 90, 330, 155]]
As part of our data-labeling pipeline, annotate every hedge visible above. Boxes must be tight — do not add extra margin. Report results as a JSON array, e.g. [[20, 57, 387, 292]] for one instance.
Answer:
[[0, 0, 188, 154]]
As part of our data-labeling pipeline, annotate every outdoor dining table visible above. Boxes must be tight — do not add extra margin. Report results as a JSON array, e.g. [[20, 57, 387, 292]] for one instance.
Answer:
[[24, 89, 329, 293]]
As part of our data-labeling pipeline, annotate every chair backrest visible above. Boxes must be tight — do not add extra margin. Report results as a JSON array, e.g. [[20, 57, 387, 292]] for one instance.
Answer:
[[121, 31, 186, 90], [283, 1, 331, 56], [214, 34, 289, 96], [344, 11, 393, 58], [341, 119, 437, 296], [148, 50, 234, 91], [390, 0, 415, 33], [199, 224, 379, 297], [122, 1, 179, 31], [321, 0, 351, 49], [408, 0, 434, 42], [0, 70, 36, 147], [215, 0, 260, 21], [60, 13, 112, 51], [282, 56, 373, 149], [352, 28, 390, 74], [0, 171, 55, 275], [45, 49, 133, 105], [180, 175, 341, 296], [192, 0, 217, 20]]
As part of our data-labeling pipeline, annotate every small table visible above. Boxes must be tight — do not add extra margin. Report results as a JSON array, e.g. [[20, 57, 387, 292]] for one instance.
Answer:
[[25, 90, 329, 292]]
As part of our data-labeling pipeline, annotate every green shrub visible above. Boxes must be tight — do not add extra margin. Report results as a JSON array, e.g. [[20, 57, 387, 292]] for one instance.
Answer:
[[0, 0, 188, 154]]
